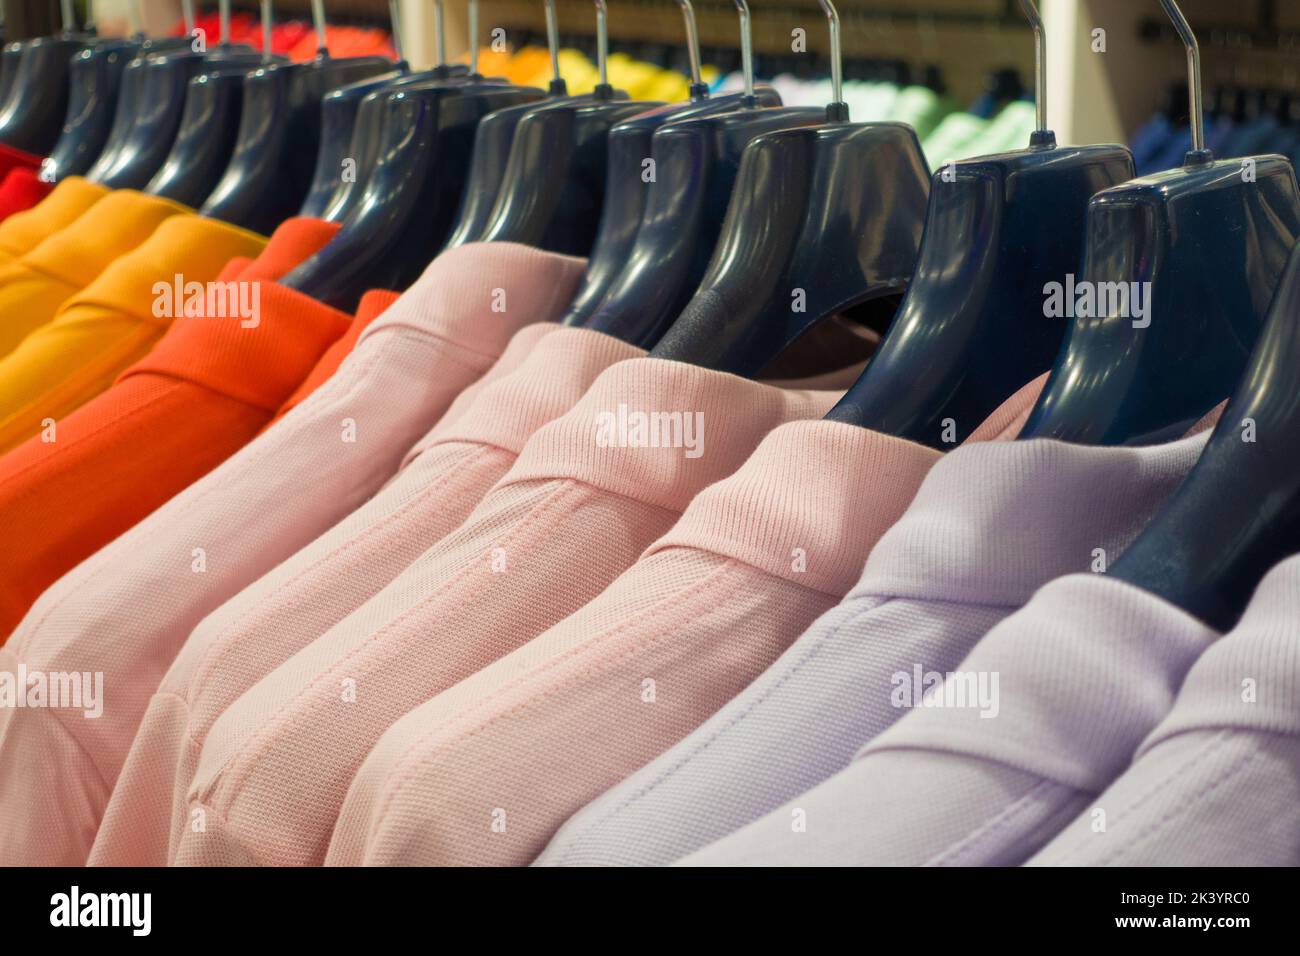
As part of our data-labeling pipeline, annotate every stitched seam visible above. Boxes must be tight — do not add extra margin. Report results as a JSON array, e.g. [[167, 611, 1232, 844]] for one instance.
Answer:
[[924, 776, 1065, 866], [199, 480, 584, 810], [363, 559, 749, 856], [0, 380, 192, 492], [181, 443, 501, 721]]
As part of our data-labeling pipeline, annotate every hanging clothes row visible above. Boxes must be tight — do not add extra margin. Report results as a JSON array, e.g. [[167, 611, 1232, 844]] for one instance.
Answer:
[[0, 0, 1295, 872]]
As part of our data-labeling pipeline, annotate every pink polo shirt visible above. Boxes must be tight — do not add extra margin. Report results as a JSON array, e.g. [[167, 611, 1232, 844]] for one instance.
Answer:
[[88, 324, 643, 866], [0, 243, 587, 867], [170, 358, 846, 866], [321, 385, 1040, 866]]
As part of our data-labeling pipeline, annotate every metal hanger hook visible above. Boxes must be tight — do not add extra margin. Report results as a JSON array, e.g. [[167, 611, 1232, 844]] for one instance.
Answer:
[[260, 0, 273, 62], [388, 0, 404, 62], [674, 1, 703, 89], [1158, 0, 1206, 153], [431, 0, 446, 66], [543, 0, 561, 86], [593, 1, 609, 91], [815, 0, 846, 120], [180, 0, 196, 38], [311, 0, 329, 54], [1018, 0, 1047, 132], [732, 2, 754, 99], [467, 0, 478, 73]]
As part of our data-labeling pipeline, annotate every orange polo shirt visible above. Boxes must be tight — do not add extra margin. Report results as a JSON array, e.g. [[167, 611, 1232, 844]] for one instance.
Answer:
[[0, 215, 266, 455], [0, 271, 352, 636], [0, 189, 190, 359]]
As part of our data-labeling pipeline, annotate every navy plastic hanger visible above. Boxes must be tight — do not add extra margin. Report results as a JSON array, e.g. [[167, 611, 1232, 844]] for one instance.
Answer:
[[0, 41, 24, 110], [0, 2, 92, 154], [561, 0, 787, 327], [45, 32, 194, 181], [450, 1, 663, 255], [650, 1, 930, 376], [826, 1, 1135, 442], [85, 4, 263, 191], [42, 37, 140, 181], [306, 0, 479, 222], [1018, 0, 1300, 447], [442, 0, 578, 249], [199, 0, 393, 233], [572, 1, 820, 340], [1109, 241, 1300, 630], [282, 0, 546, 309], [145, 6, 296, 206]]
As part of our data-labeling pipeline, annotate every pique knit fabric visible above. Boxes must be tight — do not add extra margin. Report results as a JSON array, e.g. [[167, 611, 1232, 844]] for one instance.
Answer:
[[89, 323, 642, 866], [1029, 554, 1300, 867], [0, 189, 190, 359], [171, 359, 845, 867], [323, 405, 1034, 868], [0, 277, 351, 638], [677, 572, 1220, 867], [0, 168, 53, 223], [536, 423, 1219, 866], [0, 243, 586, 866], [0, 215, 267, 455], [0, 177, 107, 271]]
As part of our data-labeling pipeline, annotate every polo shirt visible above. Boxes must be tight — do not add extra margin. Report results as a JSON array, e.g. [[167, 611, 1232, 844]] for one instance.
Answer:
[[1029, 554, 1300, 866], [0, 215, 266, 455], [0, 142, 41, 181], [0, 176, 108, 271], [271, 288, 400, 424], [677, 573, 1221, 866], [324, 391, 1041, 868], [89, 324, 644, 865], [235, 217, 342, 283], [537, 421, 1218, 866], [172, 358, 845, 867], [0, 275, 351, 636], [0, 168, 52, 223], [0, 242, 588, 866], [0, 189, 190, 359]]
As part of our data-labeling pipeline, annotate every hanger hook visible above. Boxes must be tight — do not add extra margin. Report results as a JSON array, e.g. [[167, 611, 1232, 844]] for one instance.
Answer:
[[311, 0, 328, 55], [592, 1, 610, 92], [466, 0, 477, 74], [674, 1, 704, 92], [1158, 0, 1207, 156], [60, 0, 74, 34], [732, 2, 754, 99], [815, 0, 846, 121], [542, 0, 564, 93], [388, 0, 404, 62], [180, 0, 196, 39], [219, 0, 232, 46], [1017, 0, 1047, 133], [260, 0, 273, 62], [431, 0, 446, 66]]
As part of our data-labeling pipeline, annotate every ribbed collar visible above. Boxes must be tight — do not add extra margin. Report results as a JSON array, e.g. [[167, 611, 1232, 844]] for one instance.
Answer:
[[1142, 554, 1300, 751], [358, 242, 588, 364], [855, 429, 1214, 608], [861, 573, 1220, 793], [411, 326, 645, 463], [500, 357, 843, 514], [120, 281, 351, 412]]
